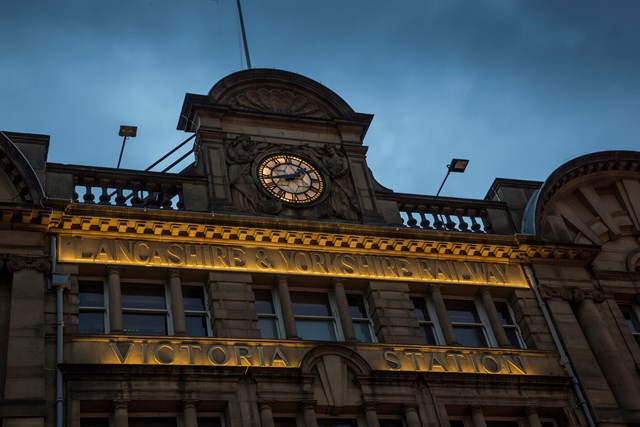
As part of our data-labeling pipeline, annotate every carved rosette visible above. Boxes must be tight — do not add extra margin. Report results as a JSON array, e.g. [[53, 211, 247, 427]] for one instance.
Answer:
[[7, 256, 51, 273], [538, 285, 606, 304], [228, 88, 330, 119]]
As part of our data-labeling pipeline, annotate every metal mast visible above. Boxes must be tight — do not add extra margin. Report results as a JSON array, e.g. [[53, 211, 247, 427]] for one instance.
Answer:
[[236, 0, 252, 69]]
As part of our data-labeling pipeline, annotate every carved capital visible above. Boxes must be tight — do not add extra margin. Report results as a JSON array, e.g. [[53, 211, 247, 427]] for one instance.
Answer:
[[7, 256, 50, 273], [112, 400, 129, 411], [538, 285, 606, 304]]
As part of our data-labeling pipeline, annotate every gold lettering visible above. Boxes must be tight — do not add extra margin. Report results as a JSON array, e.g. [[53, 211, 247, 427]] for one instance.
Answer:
[[149, 243, 168, 264], [504, 354, 526, 374], [310, 252, 328, 274], [382, 257, 398, 278], [294, 252, 311, 272], [480, 354, 501, 373], [427, 353, 448, 372], [109, 342, 133, 363], [488, 265, 507, 283], [384, 351, 401, 370], [167, 243, 185, 265], [341, 254, 357, 275], [94, 240, 114, 262], [180, 344, 202, 365], [231, 247, 246, 268], [279, 250, 295, 270], [133, 241, 150, 263], [271, 347, 289, 367], [234, 345, 253, 366], [418, 259, 436, 280], [153, 343, 174, 364], [114, 240, 133, 263], [395, 258, 412, 277], [404, 351, 423, 370], [208, 345, 230, 365]]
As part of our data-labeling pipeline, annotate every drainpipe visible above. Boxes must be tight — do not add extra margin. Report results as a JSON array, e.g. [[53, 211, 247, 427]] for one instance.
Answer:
[[523, 266, 596, 427], [50, 236, 69, 427]]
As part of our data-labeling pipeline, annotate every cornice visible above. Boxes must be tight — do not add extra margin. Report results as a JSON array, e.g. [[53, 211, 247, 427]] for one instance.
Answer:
[[1, 203, 599, 264]]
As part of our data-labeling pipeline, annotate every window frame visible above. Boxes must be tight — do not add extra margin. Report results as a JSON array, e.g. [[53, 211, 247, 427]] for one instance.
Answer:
[[494, 300, 526, 349], [290, 289, 343, 341], [411, 296, 444, 346], [78, 278, 109, 334], [346, 293, 376, 343], [181, 282, 212, 337], [444, 297, 494, 348], [120, 280, 173, 336], [619, 302, 640, 347], [254, 287, 286, 339]]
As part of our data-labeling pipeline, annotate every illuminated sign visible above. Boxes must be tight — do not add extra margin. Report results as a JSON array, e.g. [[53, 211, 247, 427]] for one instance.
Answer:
[[64, 338, 564, 376], [58, 236, 527, 286]]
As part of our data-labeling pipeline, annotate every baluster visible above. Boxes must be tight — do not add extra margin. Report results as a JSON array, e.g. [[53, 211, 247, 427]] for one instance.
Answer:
[[72, 176, 79, 203], [98, 178, 111, 204], [82, 178, 95, 204], [480, 211, 493, 233], [176, 186, 185, 210], [160, 184, 173, 209], [431, 206, 444, 229], [130, 181, 143, 207], [419, 211, 431, 229], [115, 180, 127, 206], [443, 208, 456, 230], [406, 208, 418, 227], [470, 215, 482, 232], [456, 208, 469, 231], [145, 182, 159, 208]]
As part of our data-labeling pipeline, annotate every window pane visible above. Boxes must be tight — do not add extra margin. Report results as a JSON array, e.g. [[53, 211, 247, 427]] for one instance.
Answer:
[[494, 302, 514, 325], [486, 422, 519, 427], [620, 305, 640, 332], [121, 284, 166, 309], [255, 289, 275, 314], [505, 327, 524, 349], [129, 418, 177, 427], [296, 319, 336, 341], [445, 300, 481, 323], [354, 321, 373, 342], [317, 420, 357, 427], [79, 281, 104, 307], [412, 297, 429, 322], [380, 421, 403, 427], [123, 313, 167, 335], [420, 324, 437, 345], [291, 292, 331, 316], [183, 286, 206, 311], [258, 317, 279, 339], [79, 312, 105, 334], [198, 417, 223, 427], [347, 295, 367, 318], [453, 325, 487, 347], [185, 314, 208, 337], [80, 418, 109, 427], [274, 418, 297, 427]]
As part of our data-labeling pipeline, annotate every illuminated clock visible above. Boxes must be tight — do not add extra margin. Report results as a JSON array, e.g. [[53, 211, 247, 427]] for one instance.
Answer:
[[256, 154, 325, 204]]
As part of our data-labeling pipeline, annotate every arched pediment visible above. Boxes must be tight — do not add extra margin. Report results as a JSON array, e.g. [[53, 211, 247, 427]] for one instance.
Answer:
[[526, 151, 640, 246], [0, 132, 45, 204], [208, 69, 358, 120]]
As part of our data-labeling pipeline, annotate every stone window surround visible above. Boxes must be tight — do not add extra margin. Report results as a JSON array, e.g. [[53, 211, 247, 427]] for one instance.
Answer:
[[77, 269, 212, 337]]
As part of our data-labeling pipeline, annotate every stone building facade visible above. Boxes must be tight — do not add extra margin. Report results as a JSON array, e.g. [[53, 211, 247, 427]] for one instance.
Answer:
[[0, 69, 638, 427]]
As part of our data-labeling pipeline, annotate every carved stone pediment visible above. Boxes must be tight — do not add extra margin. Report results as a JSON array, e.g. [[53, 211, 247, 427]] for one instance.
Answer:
[[228, 88, 330, 119]]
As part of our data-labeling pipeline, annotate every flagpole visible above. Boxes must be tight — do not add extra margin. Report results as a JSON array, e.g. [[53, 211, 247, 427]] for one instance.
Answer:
[[236, 0, 252, 69]]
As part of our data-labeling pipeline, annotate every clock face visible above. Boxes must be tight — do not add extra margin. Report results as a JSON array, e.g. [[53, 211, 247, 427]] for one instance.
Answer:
[[256, 154, 325, 204]]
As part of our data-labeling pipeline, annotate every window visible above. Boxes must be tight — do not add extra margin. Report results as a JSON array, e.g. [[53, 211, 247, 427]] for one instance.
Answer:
[[495, 301, 525, 349], [411, 297, 440, 345], [291, 291, 340, 341], [444, 299, 490, 347], [183, 285, 210, 337], [255, 288, 283, 339], [317, 420, 357, 427], [128, 418, 177, 427], [121, 283, 170, 336], [80, 418, 109, 427], [619, 303, 640, 347], [347, 294, 375, 342], [198, 417, 224, 427], [274, 418, 297, 427], [379, 420, 404, 427], [78, 281, 107, 334]]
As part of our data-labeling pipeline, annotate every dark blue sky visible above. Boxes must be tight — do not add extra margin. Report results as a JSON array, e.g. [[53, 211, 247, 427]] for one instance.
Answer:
[[1, 1, 639, 198]]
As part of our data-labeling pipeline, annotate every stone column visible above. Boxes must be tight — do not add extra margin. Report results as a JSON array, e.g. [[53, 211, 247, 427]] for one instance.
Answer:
[[301, 401, 318, 427], [333, 279, 356, 341], [259, 401, 275, 427], [470, 406, 487, 427], [525, 407, 542, 427], [276, 275, 298, 339], [403, 405, 421, 427], [430, 285, 458, 345], [574, 296, 640, 410], [479, 288, 511, 348], [169, 270, 187, 335], [107, 267, 123, 333], [363, 403, 381, 427], [113, 400, 129, 427], [182, 400, 198, 427], [4, 256, 49, 415]]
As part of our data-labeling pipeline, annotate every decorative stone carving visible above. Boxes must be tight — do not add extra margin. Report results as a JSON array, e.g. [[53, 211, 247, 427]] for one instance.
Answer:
[[7, 256, 50, 273], [228, 88, 330, 119], [539, 285, 606, 304]]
